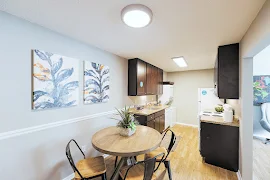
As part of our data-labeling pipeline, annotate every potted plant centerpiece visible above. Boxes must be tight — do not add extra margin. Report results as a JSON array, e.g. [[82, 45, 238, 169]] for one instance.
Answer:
[[114, 106, 139, 137]]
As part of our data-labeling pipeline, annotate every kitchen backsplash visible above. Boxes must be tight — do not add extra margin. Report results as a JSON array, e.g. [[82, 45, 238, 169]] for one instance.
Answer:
[[227, 99, 241, 118], [129, 95, 157, 105]]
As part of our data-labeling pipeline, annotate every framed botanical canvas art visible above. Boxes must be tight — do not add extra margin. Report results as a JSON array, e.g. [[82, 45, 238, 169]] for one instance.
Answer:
[[32, 49, 79, 110], [84, 61, 110, 104]]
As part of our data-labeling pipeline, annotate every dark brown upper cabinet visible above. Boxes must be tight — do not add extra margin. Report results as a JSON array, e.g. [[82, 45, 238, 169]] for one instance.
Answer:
[[157, 68, 163, 95], [146, 64, 158, 95], [214, 43, 239, 99], [128, 58, 163, 96], [146, 63, 153, 95], [128, 58, 147, 96]]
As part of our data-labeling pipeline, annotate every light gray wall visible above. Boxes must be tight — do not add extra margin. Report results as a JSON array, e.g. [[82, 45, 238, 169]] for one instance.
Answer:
[[0, 11, 133, 132], [163, 71, 168, 81], [239, 0, 270, 179], [167, 69, 214, 126], [0, 11, 132, 179], [253, 45, 270, 131]]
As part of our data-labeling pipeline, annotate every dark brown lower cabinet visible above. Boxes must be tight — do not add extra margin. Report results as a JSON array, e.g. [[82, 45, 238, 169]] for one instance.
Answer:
[[200, 122, 239, 172], [159, 115, 165, 132], [135, 110, 165, 133], [147, 119, 155, 129], [154, 117, 160, 132]]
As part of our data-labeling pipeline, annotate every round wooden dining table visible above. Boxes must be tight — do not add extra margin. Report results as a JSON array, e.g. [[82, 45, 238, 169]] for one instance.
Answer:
[[92, 125, 162, 180]]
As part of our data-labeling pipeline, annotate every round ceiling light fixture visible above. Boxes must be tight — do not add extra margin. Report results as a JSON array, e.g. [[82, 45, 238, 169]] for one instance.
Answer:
[[121, 4, 153, 28]]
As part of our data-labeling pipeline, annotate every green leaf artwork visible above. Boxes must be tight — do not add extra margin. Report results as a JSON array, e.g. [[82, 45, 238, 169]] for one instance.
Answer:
[[253, 76, 270, 105]]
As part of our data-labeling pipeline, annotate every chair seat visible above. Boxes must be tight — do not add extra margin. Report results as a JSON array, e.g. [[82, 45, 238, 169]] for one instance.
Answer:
[[74, 156, 106, 179], [145, 147, 171, 161], [120, 164, 158, 180]]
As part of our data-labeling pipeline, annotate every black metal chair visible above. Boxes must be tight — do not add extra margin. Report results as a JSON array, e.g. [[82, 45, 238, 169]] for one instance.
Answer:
[[119, 153, 165, 180], [145, 128, 177, 180], [66, 139, 107, 180]]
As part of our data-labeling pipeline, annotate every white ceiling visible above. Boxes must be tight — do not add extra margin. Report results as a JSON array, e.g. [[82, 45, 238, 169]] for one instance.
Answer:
[[0, 0, 266, 72]]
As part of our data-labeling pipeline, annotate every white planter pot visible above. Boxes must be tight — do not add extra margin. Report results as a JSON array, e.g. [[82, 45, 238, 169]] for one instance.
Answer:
[[119, 128, 136, 137]]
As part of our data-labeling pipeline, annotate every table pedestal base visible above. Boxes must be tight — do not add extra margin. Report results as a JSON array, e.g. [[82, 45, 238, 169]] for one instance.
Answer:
[[110, 157, 127, 180]]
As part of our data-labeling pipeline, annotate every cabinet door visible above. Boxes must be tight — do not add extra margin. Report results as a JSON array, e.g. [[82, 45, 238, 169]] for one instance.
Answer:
[[214, 58, 218, 86], [146, 64, 152, 95], [147, 64, 159, 95], [200, 122, 239, 172], [158, 68, 163, 95], [146, 64, 156, 95], [135, 115, 147, 126], [147, 119, 155, 129], [152, 66, 158, 95], [159, 115, 165, 133], [217, 43, 239, 99], [154, 117, 160, 132], [137, 60, 147, 95]]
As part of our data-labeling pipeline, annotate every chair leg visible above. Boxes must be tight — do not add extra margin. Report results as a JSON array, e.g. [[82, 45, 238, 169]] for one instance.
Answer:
[[164, 160, 172, 180], [115, 156, 118, 167], [101, 173, 107, 180]]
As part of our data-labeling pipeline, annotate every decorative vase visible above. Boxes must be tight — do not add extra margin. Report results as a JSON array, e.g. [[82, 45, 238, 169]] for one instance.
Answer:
[[119, 128, 136, 137]]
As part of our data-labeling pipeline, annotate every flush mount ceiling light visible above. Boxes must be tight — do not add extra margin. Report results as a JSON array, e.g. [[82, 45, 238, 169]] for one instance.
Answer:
[[172, 57, 188, 67], [121, 4, 153, 28]]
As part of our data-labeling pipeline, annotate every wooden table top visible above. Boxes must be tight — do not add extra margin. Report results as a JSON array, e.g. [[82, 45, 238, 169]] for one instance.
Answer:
[[92, 126, 162, 157]]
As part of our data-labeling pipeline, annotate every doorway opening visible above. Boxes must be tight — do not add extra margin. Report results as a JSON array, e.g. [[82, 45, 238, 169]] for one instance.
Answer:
[[252, 44, 270, 179]]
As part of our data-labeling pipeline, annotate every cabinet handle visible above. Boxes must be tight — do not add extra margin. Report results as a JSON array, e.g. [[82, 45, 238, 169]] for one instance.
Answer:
[[206, 136, 210, 139]]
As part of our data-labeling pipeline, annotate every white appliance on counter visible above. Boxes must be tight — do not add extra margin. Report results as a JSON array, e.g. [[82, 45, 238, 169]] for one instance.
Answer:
[[159, 84, 177, 128]]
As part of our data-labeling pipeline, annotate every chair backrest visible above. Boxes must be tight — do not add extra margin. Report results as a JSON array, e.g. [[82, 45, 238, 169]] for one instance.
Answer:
[[260, 103, 270, 132], [66, 139, 86, 179], [123, 153, 165, 180], [161, 128, 177, 160]]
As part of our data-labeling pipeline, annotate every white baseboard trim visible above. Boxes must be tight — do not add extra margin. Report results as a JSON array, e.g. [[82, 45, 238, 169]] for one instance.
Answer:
[[236, 170, 242, 180], [173, 122, 198, 128], [0, 110, 116, 141], [103, 154, 109, 158], [62, 173, 74, 180]]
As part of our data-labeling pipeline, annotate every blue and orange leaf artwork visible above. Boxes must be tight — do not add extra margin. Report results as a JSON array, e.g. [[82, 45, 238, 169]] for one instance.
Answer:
[[32, 49, 79, 110], [84, 61, 110, 104]]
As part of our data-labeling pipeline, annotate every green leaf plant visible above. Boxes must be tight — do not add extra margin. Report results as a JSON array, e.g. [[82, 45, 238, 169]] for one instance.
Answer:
[[113, 106, 139, 131]]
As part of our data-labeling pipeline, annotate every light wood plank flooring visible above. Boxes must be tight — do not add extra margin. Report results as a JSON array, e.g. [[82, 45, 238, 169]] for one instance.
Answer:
[[253, 138, 270, 180], [94, 125, 237, 180]]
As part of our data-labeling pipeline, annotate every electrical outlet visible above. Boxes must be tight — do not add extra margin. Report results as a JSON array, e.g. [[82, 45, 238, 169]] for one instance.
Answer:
[[81, 145, 86, 153], [127, 158, 132, 165]]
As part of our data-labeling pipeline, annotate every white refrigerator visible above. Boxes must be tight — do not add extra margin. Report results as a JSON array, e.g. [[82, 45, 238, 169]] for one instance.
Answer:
[[159, 85, 174, 105], [198, 88, 224, 115], [159, 85, 176, 128]]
